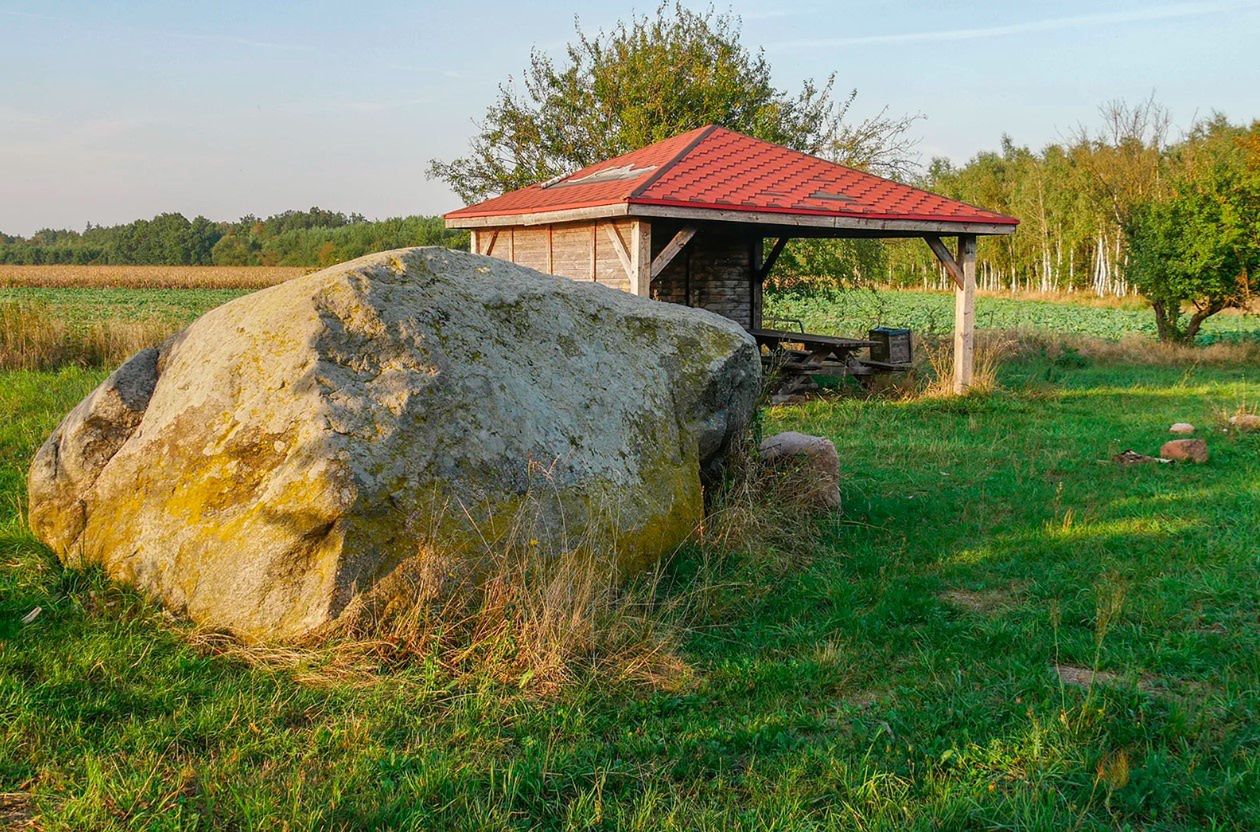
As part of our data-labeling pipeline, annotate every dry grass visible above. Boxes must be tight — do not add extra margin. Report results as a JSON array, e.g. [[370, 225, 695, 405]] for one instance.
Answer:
[[177, 424, 832, 694], [0, 301, 175, 371], [916, 332, 1015, 397], [696, 431, 828, 572], [868, 328, 1259, 403], [880, 285, 1260, 315], [198, 477, 696, 695], [1010, 330, 1260, 366], [0, 264, 307, 289]]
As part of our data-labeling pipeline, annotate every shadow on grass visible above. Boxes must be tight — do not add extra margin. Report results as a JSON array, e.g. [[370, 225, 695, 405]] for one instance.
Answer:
[[1, 359, 1257, 828]]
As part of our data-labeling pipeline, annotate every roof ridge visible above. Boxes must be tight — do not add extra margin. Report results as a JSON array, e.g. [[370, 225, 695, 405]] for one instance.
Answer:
[[684, 129, 1010, 220], [628, 124, 720, 200]]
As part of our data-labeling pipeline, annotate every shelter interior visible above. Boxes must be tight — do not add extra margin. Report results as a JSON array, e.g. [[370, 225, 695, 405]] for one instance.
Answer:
[[465, 215, 993, 392]]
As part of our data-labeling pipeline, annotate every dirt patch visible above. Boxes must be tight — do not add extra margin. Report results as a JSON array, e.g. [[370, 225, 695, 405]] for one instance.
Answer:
[[1111, 449, 1168, 465], [0, 792, 36, 830], [1054, 664, 1155, 693], [940, 584, 1023, 615]]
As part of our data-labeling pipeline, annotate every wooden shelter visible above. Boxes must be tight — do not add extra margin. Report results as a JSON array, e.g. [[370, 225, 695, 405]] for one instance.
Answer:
[[445, 125, 1018, 392]]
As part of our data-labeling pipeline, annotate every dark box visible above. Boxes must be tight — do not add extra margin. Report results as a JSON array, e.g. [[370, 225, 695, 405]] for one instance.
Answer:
[[868, 327, 912, 365]]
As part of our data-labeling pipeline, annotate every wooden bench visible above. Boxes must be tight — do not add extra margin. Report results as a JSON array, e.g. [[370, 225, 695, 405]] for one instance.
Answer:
[[749, 328, 906, 395]]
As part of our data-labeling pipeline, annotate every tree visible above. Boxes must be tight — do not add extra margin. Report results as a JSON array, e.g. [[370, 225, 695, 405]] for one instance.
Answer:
[[1125, 118, 1258, 342], [428, 3, 918, 203]]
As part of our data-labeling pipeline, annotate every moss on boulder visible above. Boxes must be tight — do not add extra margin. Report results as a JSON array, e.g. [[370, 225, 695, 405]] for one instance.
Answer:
[[28, 248, 759, 640]]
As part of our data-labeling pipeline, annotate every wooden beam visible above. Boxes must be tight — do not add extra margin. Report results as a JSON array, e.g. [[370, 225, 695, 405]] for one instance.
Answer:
[[757, 236, 789, 281], [625, 204, 1019, 237], [445, 202, 1018, 236], [507, 227, 515, 263], [649, 225, 697, 279], [630, 220, 651, 297], [924, 235, 964, 289], [468, 229, 478, 254], [447, 203, 630, 229], [588, 224, 597, 281], [545, 225, 554, 273], [603, 223, 633, 282], [482, 229, 500, 257], [953, 234, 977, 394]]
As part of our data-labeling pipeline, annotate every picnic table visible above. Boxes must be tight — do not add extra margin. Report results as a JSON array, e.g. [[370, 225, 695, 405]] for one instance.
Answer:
[[749, 325, 908, 396]]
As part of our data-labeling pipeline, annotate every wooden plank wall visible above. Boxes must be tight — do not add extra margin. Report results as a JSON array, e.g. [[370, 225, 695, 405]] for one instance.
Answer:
[[472, 218, 754, 329], [652, 223, 753, 328], [474, 219, 636, 293]]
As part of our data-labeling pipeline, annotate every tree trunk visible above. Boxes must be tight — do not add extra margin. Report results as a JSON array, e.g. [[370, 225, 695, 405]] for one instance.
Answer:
[[1151, 300, 1185, 343], [1183, 301, 1226, 342]]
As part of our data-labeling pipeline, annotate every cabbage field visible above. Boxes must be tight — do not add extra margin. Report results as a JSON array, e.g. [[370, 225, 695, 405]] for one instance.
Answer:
[[765, 289, 1260, 344]]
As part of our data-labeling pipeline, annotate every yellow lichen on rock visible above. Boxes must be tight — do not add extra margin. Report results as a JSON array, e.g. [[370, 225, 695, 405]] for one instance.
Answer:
[[28, 247, 760, 640]]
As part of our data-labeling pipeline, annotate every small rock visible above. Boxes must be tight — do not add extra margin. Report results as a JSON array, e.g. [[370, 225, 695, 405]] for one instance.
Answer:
[[1160, 438, 1208, 464], [759, 431, 841, 510], [1229, 413, 1260, 432], [1169, 422, 1195, 434]]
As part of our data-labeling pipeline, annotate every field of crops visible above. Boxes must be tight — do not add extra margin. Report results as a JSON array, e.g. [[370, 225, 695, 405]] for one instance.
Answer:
[[0, 287, 247, 328], [0, 264, 306, 289], [2, 269, 1259, 346], [767, 289, 1260, 344]]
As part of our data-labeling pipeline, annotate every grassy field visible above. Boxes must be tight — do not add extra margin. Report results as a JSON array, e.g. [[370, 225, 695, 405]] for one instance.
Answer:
[[2, 347, 1258, 828], [2, 282, 1257, 346]]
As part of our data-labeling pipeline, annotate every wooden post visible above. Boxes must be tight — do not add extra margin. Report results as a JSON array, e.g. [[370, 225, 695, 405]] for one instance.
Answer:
[[751, 236, 763, 329], [589, 224, 597, 281], [469, 230, 479, 254], [753, 236, 788, 329], [629, 220, 651, 297], [953, 234, 977, 393]]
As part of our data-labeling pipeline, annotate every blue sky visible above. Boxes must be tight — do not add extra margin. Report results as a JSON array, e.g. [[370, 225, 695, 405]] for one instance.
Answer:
[[1, 0, 1257, 235]]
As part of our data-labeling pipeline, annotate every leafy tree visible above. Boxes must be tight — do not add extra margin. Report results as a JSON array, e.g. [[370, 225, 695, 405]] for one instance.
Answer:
[[210, 233, 259, 266], [429, 2, 918, 203], [1125, 118, 1258, 342], [0, 209, 467, 267]]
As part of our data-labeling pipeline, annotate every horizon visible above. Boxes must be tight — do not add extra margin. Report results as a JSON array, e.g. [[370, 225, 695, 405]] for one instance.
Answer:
[[2, 0, 1258, 236]]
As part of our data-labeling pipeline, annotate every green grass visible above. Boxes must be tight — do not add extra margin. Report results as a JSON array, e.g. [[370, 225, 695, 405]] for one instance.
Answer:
[[766, 288, 1260, 343], [2, 353, 1257, 829], [0, 287, 247, 328]]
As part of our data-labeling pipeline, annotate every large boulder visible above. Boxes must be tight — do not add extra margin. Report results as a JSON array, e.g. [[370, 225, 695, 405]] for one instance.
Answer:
[[29, 248, 760, 640]]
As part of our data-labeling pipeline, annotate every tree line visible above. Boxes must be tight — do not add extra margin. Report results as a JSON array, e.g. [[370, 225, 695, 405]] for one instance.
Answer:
[[878, 101, 1258, 310], [0, 209, 468, 267]]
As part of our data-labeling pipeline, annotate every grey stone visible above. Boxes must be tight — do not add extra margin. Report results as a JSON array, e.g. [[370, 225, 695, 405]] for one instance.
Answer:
[[758, 430, 841, 510]]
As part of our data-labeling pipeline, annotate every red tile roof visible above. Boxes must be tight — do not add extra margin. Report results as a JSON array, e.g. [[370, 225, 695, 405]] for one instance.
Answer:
[[445, 125, 1018, 229]]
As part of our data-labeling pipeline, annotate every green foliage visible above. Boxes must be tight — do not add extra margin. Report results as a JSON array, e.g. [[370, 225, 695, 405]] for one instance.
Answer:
[[0, 209, 467, 267], [428, 2, 918, 203], [1125, 118, 1260, 342], [773, 237, 888, 291], [876, 102, 1255, 304], [3, 358, 1259, 828], [765, 287, 1260, 344]]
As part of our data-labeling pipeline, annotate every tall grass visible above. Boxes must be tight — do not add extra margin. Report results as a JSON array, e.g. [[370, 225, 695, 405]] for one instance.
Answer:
[[334, 487, 690, 694], [188, 431, 833, 694], [0, 300, 174, 370]]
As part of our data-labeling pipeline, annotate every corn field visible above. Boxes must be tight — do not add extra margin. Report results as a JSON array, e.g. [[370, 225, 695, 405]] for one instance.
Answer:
[[0, 264, 308, 290]]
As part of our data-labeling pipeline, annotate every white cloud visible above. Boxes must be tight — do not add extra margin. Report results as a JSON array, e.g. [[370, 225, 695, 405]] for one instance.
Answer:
[[768, 1, 1259, 48]]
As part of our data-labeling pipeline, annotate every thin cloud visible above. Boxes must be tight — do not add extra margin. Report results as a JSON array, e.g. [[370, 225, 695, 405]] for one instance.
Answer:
[[0, 8, 314, 52], [769, 1, 1259, 48]]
